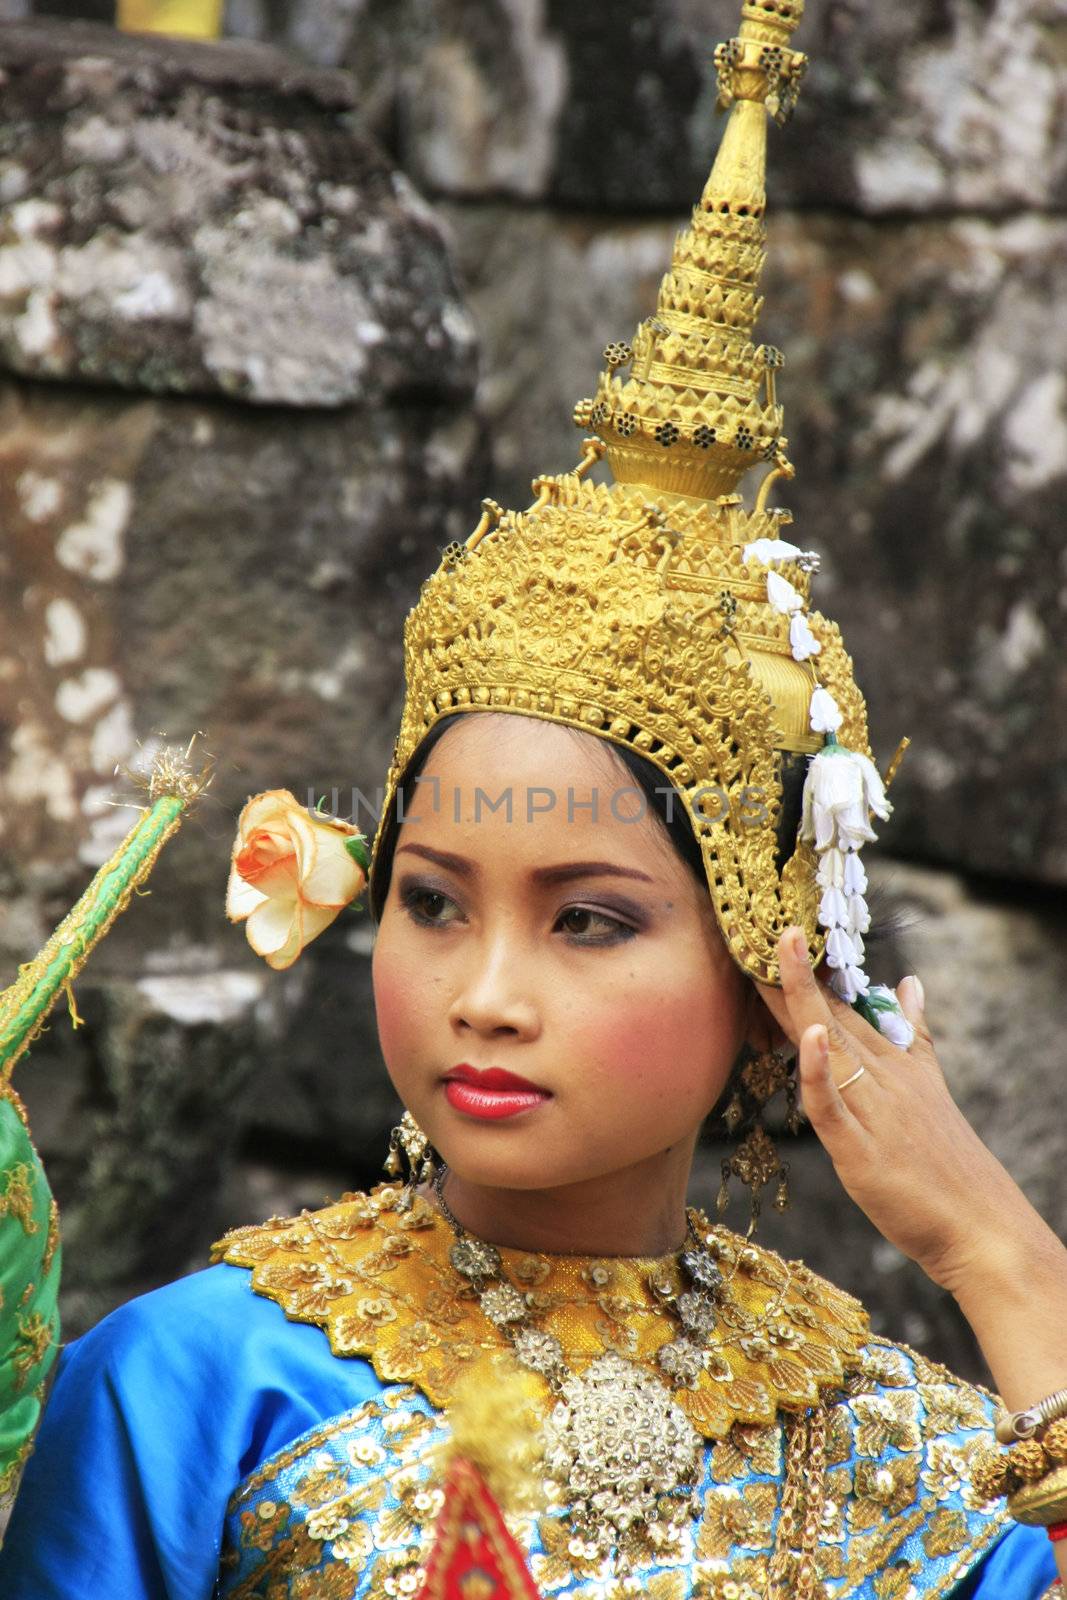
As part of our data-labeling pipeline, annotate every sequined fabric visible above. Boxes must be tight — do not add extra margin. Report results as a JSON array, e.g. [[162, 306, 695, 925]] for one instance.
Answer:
[[217, 1346, 1007, 1600], [214, 1188, 1010, 1599]]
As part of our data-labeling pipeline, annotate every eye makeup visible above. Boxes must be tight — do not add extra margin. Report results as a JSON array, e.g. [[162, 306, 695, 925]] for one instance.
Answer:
[[395, 873, 646, 945]]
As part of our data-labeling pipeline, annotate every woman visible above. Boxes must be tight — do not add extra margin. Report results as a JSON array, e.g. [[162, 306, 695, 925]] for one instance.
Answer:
[[2, 1, 1065, 1594], [1, 707, 1064, 1598]]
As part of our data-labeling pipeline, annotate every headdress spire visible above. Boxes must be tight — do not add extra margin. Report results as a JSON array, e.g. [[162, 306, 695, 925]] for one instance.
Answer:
[[580, 0, 806, 510], [371, 0, 912, 1012]]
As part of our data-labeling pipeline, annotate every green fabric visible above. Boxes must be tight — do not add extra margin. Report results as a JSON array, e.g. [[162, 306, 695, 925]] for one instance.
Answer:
[[0, 1091, 60, 1497]]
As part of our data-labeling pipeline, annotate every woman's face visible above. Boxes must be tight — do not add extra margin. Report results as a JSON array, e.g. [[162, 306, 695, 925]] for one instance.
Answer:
[[371, 713, 755, 1204]]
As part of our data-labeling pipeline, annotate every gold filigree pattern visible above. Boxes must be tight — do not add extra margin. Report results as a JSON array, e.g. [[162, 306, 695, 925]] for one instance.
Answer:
[[212, 1183, 868, 1441], [367, 0, 888, 989]]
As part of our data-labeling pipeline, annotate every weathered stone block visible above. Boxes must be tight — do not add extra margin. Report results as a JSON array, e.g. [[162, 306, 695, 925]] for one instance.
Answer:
[[0, 19, 486, 1321], [0, 19, 477, 402], [223, 0, 1067, 215]]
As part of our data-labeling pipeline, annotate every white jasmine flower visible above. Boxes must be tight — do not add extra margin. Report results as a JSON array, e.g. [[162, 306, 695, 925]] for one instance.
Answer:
[[789, 612, 821, 659], [801, 743, 892, 853], [742, 537, 804, 566], [815, 845, 846, 888], [864, 984, 916, 1049], [842, 849, 868, 895], [801, 746, 873, 852], [767, 571, 803, 614], [825, 926, 857, 970], [819, 885, 849, 927], [846, 893, 871, 936], [808, 687, 843, 733], [845, 750, 892, 824], [830, 962, 870, 1003]]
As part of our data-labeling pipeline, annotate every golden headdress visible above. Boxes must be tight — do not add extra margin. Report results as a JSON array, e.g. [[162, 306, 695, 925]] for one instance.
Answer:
[[369, 0, 910, 1011]]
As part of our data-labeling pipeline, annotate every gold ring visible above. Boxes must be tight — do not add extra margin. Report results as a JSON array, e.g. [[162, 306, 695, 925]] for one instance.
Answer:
[[837, 1066, 866, 1091]]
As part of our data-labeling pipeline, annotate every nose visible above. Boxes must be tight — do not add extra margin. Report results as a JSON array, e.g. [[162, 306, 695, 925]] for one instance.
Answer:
[[447, 930, 540, 1040]]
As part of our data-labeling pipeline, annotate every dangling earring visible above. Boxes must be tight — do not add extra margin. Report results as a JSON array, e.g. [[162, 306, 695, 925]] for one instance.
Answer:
[[715, 1046, 800, 1236], [383, 1110, 438, 1210]]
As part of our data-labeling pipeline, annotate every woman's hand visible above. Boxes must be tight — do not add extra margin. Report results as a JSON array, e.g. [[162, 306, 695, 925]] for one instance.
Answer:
[[752, 927, 1054, 1302]]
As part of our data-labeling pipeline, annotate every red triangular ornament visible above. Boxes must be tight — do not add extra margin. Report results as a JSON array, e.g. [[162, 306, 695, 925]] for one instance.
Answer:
[[420, 1457, 543, 1600]]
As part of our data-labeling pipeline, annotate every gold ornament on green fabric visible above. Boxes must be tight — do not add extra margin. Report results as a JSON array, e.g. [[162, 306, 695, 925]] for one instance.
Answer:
[[0, 735, 211, 1506]]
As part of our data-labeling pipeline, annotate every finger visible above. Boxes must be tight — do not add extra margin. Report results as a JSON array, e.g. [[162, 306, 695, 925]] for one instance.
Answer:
[[796, 1023, 873, 1156], [769, 927, 868, 1078], [896, 974, 942, 1070]]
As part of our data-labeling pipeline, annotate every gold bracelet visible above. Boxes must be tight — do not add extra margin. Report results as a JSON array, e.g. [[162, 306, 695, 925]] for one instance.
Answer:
[[995, 1388, 1067, 1445], [1007, 1464, 1067, 1527], [970, 1421, 1067, 1504]]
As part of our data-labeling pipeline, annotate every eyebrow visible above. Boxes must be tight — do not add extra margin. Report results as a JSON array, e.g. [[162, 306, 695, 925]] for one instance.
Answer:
[[395, 843, 655, 886]]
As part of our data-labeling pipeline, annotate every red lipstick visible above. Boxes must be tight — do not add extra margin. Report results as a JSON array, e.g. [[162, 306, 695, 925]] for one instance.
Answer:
[[442, 1064, 551, 1121]]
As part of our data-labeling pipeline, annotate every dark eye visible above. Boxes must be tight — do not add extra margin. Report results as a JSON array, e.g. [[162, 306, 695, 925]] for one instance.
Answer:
[[556, 906, 636, 944], [400, 885, 461, 927]]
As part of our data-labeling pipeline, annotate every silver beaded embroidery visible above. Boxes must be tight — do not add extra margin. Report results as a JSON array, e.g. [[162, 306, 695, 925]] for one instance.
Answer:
[[512, 1326, 566, 1376], [480, 1282, 528, 1326], [449, 1237, 501, 1279], [656, 1337, 706, 1387], [541, 1353, 703, 1562], [680, 1245, 723, 1291], [677, 1290, 718, 1339], [433, 1167, 721, 1567]]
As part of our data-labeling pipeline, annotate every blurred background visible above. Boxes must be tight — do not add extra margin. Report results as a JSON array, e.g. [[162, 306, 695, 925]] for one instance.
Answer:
[[0, 0, 1064, 1383]]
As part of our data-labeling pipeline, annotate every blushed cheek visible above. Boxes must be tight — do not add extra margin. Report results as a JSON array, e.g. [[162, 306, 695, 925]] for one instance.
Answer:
[[371, 945, 421, 1068], [570, 977, 732, 1105], [569, 998, 676, 1093]]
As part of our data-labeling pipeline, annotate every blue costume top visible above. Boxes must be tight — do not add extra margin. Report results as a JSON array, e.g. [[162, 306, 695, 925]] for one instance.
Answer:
[[0, 1186, 1057, 1600]]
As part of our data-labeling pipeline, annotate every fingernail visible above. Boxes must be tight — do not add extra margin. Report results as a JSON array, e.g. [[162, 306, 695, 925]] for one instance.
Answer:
[[909, 974, 925, 1010], [791, 928, 808, 959], [814, 1025, 828, 1056]]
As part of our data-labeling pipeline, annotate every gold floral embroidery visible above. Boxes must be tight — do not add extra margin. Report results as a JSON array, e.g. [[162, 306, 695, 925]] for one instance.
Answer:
[[13, 1310, 53, 1389], [709, 1422, 783, 1483], [638, 1574, 687, 1600], [849, 1457, 921, 1528], [817, 1545, 848, 1580], [294, 1558, 360, 1598], [921, 1507, 969, 1559], [238, 1498, 291, 1552], [532, 1516, 601, 1589], [211, 1184, 870, 1442], [852, 1391, 923, 1456], [332, 1523, 374, 1569], [0, 1164, 37, 1234], [922, 1438, 975, 1499], [919, 1382, 990, 1437], [873, 1561, 919, 1599], [294, 1465, 349, 1510], [697, 1483, 777, 1558], [853, 1343, 914, 1391], [511, 1255, 551, 1287]]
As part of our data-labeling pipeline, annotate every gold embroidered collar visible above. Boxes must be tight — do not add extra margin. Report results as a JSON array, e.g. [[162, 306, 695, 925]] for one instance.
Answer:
[[211, 1183, 869, 1439]]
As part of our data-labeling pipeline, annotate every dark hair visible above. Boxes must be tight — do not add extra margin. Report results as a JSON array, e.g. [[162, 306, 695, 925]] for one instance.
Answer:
[[370, 711, 811, 922]]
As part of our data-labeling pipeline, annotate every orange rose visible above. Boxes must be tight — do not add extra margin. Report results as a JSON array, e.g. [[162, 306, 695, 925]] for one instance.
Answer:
[[225, 789, 368, 970]]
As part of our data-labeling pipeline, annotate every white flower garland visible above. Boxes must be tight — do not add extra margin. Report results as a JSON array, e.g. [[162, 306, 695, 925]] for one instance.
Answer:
[[743, 539, 915, 1049]]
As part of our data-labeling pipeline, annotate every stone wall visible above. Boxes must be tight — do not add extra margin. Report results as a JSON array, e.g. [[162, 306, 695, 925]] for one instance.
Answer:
[[0, 3, 1064, 1384], [273, 0, 1067, 886], [0, 18, 485, 1333]]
